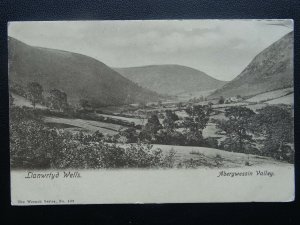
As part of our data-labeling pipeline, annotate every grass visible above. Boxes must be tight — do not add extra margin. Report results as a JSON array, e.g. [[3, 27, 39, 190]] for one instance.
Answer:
[[96, 113, 146, 126], [266, 94, 294, 105], [246, 88, 293, 103], [202, 123, 224, 138], [150, 144, 289, 168], [12, 93, 47, 109], [44, 117, 123, 135]]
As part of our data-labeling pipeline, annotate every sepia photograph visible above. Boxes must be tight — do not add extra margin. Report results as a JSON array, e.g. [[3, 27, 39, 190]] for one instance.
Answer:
[[8, 20, 294, 204]]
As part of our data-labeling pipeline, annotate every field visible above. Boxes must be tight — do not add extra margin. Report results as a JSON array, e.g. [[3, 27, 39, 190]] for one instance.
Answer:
[[246, 88, 293, 103], [176, 89, 216, 101], [44, 117, 123, 135], [11, 93, 46, 109], [266, 94, 293, 105], [202, 123, 224, 139], [155, 144, 289, 167], [96, 113, 146, 126], [22, 87, 293, 141]]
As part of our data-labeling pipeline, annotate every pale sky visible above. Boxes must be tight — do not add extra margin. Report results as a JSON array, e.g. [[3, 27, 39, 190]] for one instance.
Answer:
[[8, 20, 293, 81]]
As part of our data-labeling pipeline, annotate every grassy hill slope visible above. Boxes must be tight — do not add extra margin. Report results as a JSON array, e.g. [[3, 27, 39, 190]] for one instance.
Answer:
[[209, 32, 293, 99], [8, 37, 161, 106], [115, 65, 227, 95]]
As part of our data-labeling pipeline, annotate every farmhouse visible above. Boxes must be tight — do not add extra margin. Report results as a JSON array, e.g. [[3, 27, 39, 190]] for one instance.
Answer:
[[225, 96, 243, 104]]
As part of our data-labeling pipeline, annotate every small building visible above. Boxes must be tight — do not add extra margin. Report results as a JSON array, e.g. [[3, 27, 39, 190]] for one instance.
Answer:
[[225, 96, 243, 104]]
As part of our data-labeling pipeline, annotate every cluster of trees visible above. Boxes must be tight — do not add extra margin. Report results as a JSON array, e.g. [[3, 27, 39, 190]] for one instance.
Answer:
[[10, 105, 177, 169], [47, 89, 68, 111], [215, 106, 256, 152], [121, 105, 216, 147], [183, 104, 212, 145], [188, 96, 207, 103], [121, 103, 294, 163], [13, 82, 93, 112], [24, 82, 69, 111], [215, 105, 294, 162], [10, 82, 27, 97], [252, 106, 294, 162]]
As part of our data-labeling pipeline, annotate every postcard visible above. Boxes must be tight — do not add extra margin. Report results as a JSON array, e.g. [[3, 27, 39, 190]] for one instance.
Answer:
[[9, 20, 294, 205]]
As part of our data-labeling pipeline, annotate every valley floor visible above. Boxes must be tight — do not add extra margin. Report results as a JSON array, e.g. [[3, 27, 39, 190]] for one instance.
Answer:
[[10, 87, 294, 169]]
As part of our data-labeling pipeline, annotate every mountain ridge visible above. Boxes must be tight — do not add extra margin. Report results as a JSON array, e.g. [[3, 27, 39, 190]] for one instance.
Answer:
[[115, 64, 227, 95], [8, 37, 161, 106], [209, 31, 294, 99]]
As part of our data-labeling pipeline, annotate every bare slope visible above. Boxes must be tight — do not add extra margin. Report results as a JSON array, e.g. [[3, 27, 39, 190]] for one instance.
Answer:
[[115, 65, 227, 95], [209, 32, 293, 99], [8, 37, 160, 106]]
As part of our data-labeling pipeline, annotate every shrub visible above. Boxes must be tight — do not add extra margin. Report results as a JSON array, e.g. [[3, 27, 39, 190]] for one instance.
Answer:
[[161, 148, 177, 168], [214, 154, 224, 167], [54, 142, 176, 169], [10, 106, 176, 169], [155, 129, 186, 145], [10, 108, 65, 168], [10, 82, 27, 97], [183, 130, 205, 146], [182, 158, 208, 168], [203, 137, 219, 148], [120, 127, 138, 143]]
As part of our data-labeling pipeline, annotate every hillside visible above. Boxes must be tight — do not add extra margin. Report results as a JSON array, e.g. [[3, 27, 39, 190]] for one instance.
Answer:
[[8, 37, 160, 106], [115, 65, 227, 95], [209, 31, 293, 99]]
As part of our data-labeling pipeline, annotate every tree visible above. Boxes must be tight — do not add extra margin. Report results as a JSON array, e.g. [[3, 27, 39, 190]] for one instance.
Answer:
[[48, 89, 68, 111], [10, 82, 26, 97], [138, 102, 146, 109], [176, 102, 183, 111], [139, 114, 162, 142], [153, 110, 182, 145], [79, 99, 91, 110], [216, 106, 255, 152], [218, 96, 225, 104], [145, 114, 162, 133], [183, 104, 212, 145], [184, 105, 212, 132], [120, 127, 138, 143], [163, 110, 179, 131], [252, 105, 294, 161], [157, 100, 162, 107], [27, 82, 43, 108]]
